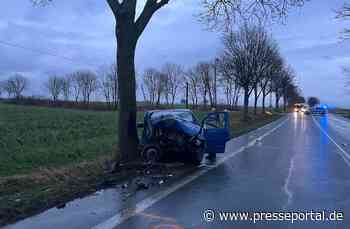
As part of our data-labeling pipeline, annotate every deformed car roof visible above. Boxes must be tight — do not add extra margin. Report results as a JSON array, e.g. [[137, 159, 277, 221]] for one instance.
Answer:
[[147, 109, 196, 123]]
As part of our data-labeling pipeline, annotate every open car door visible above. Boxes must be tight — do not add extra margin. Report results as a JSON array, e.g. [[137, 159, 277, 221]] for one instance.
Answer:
[[203, 112, 230, 154]]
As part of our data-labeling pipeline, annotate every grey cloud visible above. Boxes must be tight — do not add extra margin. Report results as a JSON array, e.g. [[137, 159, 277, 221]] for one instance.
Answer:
[[0, 0, 350, 107]]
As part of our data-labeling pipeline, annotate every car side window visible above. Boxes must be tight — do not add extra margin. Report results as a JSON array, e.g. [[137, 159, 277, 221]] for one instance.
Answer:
[[204, 113, 226, 129]]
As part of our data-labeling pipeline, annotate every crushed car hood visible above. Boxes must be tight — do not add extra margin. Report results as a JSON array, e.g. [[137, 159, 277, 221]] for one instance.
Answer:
[[152, 118, 201, 137]]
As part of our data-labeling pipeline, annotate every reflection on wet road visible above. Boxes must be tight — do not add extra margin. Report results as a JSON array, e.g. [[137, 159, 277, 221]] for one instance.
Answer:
[[5, 113, 350, 229], [113, 114, 350, 229]]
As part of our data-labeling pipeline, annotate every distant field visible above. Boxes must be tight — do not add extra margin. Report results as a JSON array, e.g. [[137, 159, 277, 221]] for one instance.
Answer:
[[0, 103, 131, 177]]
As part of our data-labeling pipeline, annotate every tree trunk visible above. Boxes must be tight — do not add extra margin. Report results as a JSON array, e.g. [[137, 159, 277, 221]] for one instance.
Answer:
[[253, 86, 258, 115], [203, 89, 207, 108], [243, 88, 249, 121], [275, 93, 280, 110], [262, 92, 266, 114], [116, 34, 139, 161]]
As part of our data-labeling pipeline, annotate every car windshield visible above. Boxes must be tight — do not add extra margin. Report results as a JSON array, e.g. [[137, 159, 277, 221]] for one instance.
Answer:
[[150, 111, 196, 123]]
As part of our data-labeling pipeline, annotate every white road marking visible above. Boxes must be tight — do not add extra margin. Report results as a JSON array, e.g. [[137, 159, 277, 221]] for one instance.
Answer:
[[312, 117, 350, 167], [91, 117, 289, 229], [282, 154, 296, 210]]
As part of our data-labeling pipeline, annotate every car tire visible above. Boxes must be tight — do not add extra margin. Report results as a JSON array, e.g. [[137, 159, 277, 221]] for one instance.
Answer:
[[189, 148, 204, 166], [141, 144, 162, 163]]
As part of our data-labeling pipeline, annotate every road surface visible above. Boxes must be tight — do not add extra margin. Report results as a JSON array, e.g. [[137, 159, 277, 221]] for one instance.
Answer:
[[6, 113, 350, 229]]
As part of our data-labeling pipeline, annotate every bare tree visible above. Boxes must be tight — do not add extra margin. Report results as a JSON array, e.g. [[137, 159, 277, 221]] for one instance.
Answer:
[[253, 37, 283, 114], [155, 72, 166, 106], [272, 65, 295, 110], [33, 0, 172, 161], [218, 56, 241, 109], [336, 3, 350, 39], [2, 80, 13, 98], [99, 63, 118, 109], [61, 75, 72, 101], [259, 47, 283, 113], [142, 68, 158, 105], [70, 72, 84, 103], [45, 75, 63, 102], [4, 74, 28, 99], [222, 24, 270, 120], [280, 67, 296, 111], [200, 0, 306, 29], [162, 63, 183, 106], [195, 62, 216, 108], [107, 0, 170, 159], [307, 96, 320, 108], [100, 73, 113, 109], [186, 68, 201, 108], [80, 71, 99, 104]]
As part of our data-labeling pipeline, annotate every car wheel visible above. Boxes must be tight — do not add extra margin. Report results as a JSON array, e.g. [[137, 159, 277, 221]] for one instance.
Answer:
[[189, 148, 204, 166], [142, 144, 162, 163]]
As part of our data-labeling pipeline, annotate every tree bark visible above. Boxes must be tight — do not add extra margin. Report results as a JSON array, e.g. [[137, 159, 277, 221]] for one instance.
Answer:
[[253, 86, 258, 115], [243, 88, 249, 121], [262, 92, 266, 113], [275, 93, 280, 109], [283, 95, 287, 112], [116, 36, 139, 161]]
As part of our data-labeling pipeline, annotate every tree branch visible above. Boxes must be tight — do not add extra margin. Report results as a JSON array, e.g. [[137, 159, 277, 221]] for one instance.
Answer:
[[106, 0, 121, 16], [135, 0, 169, 38]]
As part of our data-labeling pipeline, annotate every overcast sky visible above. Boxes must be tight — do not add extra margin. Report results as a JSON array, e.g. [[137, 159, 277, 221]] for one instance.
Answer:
[[0, 0, 349, 107]]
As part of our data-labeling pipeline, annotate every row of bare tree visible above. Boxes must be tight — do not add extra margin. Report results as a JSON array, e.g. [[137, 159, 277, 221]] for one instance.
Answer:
[[0, 65, 119, 109], [138, 23, 302, 120], [43, 65, 119, 108], [219, 23, 301, 119], [0, 26, 301, 120]]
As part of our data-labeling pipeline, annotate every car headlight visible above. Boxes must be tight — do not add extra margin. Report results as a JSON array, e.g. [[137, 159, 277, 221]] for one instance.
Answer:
[[194, 138, 202, 146]]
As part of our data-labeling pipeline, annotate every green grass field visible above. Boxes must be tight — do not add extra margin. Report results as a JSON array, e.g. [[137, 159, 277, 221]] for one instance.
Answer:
[[0, 104, 136, 177]]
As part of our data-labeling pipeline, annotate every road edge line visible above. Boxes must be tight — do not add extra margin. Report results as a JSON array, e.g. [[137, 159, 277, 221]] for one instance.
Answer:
[[312, 116, 350, 166]]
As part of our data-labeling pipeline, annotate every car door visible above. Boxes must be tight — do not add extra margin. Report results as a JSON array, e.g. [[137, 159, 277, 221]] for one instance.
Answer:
[[203, 112, 230, 154]]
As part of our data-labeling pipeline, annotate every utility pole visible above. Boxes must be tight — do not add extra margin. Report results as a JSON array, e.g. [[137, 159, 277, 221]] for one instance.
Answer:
[[186, 82, 189, 109]]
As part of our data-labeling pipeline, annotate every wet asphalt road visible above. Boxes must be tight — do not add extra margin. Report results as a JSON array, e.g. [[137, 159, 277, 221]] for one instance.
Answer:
[[111, 113, 350, 229], [5, 113, 350, 229]]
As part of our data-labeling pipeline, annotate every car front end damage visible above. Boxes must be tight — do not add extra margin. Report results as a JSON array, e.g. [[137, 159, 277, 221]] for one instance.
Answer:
[[139, 110, 206, 165]]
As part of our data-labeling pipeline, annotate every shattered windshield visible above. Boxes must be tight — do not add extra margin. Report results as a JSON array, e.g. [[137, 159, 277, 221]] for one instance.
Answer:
[[150, 111, 197, 124]]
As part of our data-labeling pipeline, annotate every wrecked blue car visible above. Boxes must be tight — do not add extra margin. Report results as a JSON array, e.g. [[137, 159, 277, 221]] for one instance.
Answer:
[[138, 109, 230, 165]]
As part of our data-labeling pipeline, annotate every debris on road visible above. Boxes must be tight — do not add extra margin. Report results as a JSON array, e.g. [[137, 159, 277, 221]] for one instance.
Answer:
[[117, 161, 188, 201]]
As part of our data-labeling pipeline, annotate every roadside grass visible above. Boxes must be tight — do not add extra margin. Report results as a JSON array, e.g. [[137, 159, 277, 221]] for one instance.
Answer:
[[332, 108, 350, 119], [0, 102, 283, 226], [229, 111, 282, 137]]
